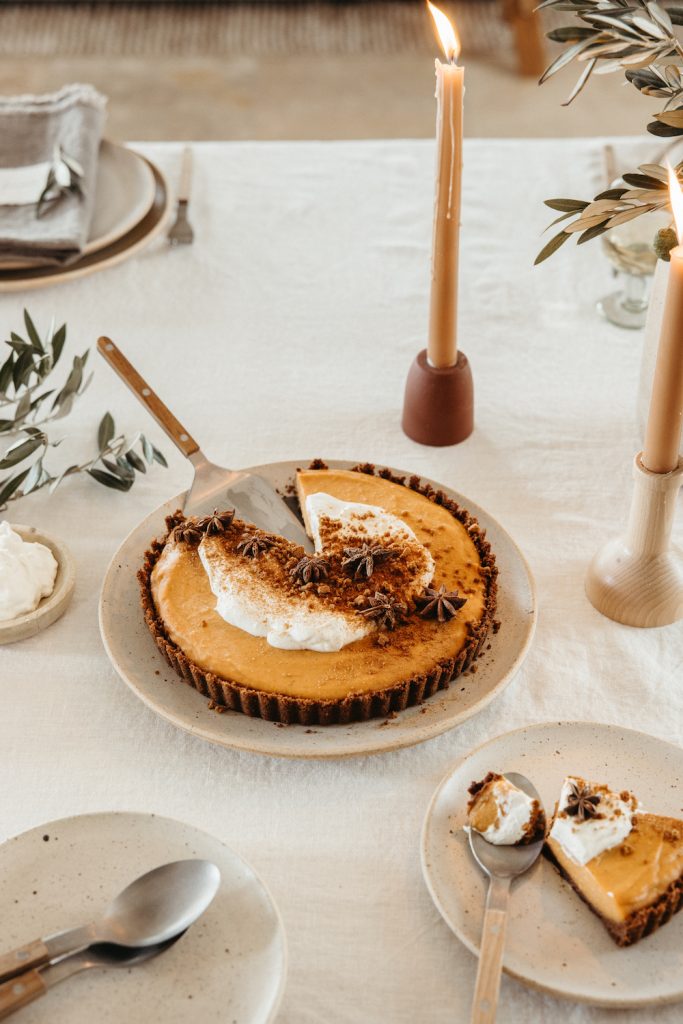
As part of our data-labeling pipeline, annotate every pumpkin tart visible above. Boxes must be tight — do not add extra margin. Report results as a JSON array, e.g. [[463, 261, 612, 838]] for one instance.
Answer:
[[545, 776, 683, 946], [138, 463, 498, 725]]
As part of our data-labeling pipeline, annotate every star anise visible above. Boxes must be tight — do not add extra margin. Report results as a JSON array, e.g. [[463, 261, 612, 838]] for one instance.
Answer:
[[357, 591, 406, 631], [171, 521, 203, 545], [290, 555, 330, 584], [416, 585, 467, 623], [199, 508, 235, 536], [342, 543, 396, 580], [563, 781, 601, 821], [237, 532, 273, 558]]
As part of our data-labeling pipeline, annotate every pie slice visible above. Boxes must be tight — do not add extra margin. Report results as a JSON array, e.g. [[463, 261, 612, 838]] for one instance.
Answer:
[[545, 776, 683, 946], [466, 772, 545, 846]]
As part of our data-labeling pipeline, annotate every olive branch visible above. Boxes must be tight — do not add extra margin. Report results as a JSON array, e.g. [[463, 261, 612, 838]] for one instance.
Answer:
[[536, 1, 683, 262], [0, 311, 166, 509]]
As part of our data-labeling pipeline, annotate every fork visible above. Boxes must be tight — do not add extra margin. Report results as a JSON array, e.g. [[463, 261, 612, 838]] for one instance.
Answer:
[[167, 146, 194, 246]]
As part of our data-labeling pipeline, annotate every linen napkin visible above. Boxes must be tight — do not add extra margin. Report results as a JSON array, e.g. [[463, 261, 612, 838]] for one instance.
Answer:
[[0, 83, 106, 266]]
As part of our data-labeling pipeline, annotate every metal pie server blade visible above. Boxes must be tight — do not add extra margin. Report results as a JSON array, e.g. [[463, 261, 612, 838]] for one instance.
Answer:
[[97, 337, 313, 551]]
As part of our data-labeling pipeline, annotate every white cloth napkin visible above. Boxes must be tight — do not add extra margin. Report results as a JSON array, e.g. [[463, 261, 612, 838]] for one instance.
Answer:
[[0, 83, 106, 266]]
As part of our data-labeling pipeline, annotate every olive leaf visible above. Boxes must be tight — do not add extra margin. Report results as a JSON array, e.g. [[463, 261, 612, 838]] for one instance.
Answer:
[[537, 160, 679, 264], [538, 0, 683, 262], [0, 313, 167, 510], [540, 1, 683, 129]]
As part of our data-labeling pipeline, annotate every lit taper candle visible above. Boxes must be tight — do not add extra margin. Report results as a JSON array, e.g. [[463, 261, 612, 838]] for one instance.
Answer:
[[643, 164, 683, 474], [427, 1, 464, 369]]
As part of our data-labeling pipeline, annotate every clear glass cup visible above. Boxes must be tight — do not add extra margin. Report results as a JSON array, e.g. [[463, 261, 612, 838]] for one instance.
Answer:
[[597, 201, 670, 330]]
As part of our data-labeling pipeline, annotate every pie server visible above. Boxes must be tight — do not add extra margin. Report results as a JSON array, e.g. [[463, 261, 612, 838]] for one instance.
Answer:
[[97, 337, 314, 551]]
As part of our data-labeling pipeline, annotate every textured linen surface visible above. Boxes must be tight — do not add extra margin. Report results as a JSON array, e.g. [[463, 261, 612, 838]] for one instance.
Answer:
[[1, 139, 682, 1024]]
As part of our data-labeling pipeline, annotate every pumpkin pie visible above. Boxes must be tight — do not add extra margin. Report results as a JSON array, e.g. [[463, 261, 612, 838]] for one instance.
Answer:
[[138, 462, 498, 725], [545, 776, 683, 946]]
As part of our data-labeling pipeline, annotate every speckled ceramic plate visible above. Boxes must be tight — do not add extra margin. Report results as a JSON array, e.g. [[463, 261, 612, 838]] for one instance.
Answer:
[[99, 460, 536, 759], [0, 812, 286, 1024], [0, 158, 169, 292], [421, 721, 683, 1008], [0, 142, 156, 270]]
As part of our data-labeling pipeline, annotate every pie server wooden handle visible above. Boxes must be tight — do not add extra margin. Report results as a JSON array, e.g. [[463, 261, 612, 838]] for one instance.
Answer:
[[97, 336, 199, 459], [0, 941, 50, 986]]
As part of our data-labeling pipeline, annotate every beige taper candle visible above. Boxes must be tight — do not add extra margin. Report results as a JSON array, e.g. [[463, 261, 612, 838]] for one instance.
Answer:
[[427, 3, 464, 370], [643, 167, 683, 474]]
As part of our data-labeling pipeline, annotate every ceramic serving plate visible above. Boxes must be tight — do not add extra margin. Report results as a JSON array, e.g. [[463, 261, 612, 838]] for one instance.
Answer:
[[0, 812, 287, 1023], [0, 141, 156, 271], [421, 721, 683, 1008], [0, 158, 170, 292], [99, 460, 536, 759]]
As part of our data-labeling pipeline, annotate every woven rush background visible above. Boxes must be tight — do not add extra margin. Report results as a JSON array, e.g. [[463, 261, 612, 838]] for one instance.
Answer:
[[0, 1, 522, 58]]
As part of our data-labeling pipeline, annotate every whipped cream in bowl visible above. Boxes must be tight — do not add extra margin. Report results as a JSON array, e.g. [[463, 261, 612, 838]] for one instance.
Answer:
[[0, 523, 75, 643]]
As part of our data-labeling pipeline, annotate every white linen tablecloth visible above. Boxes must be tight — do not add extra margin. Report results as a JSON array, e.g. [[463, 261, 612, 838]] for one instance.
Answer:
[[1, 138, 682, 1023]]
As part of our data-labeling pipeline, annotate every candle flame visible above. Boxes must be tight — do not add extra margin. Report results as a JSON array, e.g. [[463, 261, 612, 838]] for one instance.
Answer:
[[667, 161, 683, 245], [427, 2, 461, 63]]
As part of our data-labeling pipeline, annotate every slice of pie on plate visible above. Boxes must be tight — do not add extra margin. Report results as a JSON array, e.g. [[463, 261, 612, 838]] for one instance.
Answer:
[[138, 462, 498, 725], [545, 776, 683, 946]]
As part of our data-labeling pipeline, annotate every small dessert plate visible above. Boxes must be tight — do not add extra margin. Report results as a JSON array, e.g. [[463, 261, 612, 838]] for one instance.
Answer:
[[421, 721, 683, 1008], [0, 525, 75, 645], [0, 811, 287, 1023]]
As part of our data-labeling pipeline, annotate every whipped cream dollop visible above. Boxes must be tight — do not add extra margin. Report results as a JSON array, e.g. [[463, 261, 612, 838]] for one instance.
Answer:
[[467, 774, 539, 846], [199, 493, 434, 653], [306, 493, 432, 563], [0, 521, 58, 622], [549, 776, 637, 866]]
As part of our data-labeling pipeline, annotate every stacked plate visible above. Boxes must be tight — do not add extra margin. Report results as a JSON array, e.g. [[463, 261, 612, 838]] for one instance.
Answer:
[[0, 141, 171, 292]]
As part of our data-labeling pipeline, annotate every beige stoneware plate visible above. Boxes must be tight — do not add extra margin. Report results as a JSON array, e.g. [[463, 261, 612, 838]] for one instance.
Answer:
[[0, 141, 156, 270], [0, 158, 170, 292], [0, 812, 287, 1023], [421, 721, 683, 1008], [0, 524, 75, 644], [99, 460, 536, 759]]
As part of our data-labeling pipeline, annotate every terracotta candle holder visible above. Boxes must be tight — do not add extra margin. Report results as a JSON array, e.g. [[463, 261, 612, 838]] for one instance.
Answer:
[[401, 349, 474, 447], [585, 453, 683, 627]]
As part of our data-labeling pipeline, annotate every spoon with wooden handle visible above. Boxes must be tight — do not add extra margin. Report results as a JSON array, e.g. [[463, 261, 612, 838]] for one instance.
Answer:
[[467, 772, 545, 1024], [0, 936, 182, 1020], [0, 859, 219, 984]]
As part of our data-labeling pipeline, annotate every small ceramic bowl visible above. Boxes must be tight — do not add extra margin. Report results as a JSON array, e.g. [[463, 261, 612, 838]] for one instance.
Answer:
[[0, 524, 76, 645]]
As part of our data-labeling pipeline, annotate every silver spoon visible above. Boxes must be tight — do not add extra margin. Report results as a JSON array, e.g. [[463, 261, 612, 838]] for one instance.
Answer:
[[467, 772, 545, 1024], [0, 859, 220, 984], [0, 935, 183, 1020]]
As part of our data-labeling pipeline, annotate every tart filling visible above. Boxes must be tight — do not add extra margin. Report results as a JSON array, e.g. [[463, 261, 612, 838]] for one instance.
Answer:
[[197, 493, 434, 652], [466, 772, 545, 846], [545, 776, 683, 945], [139, 464, 498, 723]]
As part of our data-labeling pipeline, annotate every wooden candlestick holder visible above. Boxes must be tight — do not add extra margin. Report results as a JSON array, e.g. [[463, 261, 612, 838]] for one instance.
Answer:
[[585, 453, 683, 627], [401, 349, 474, 446]]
